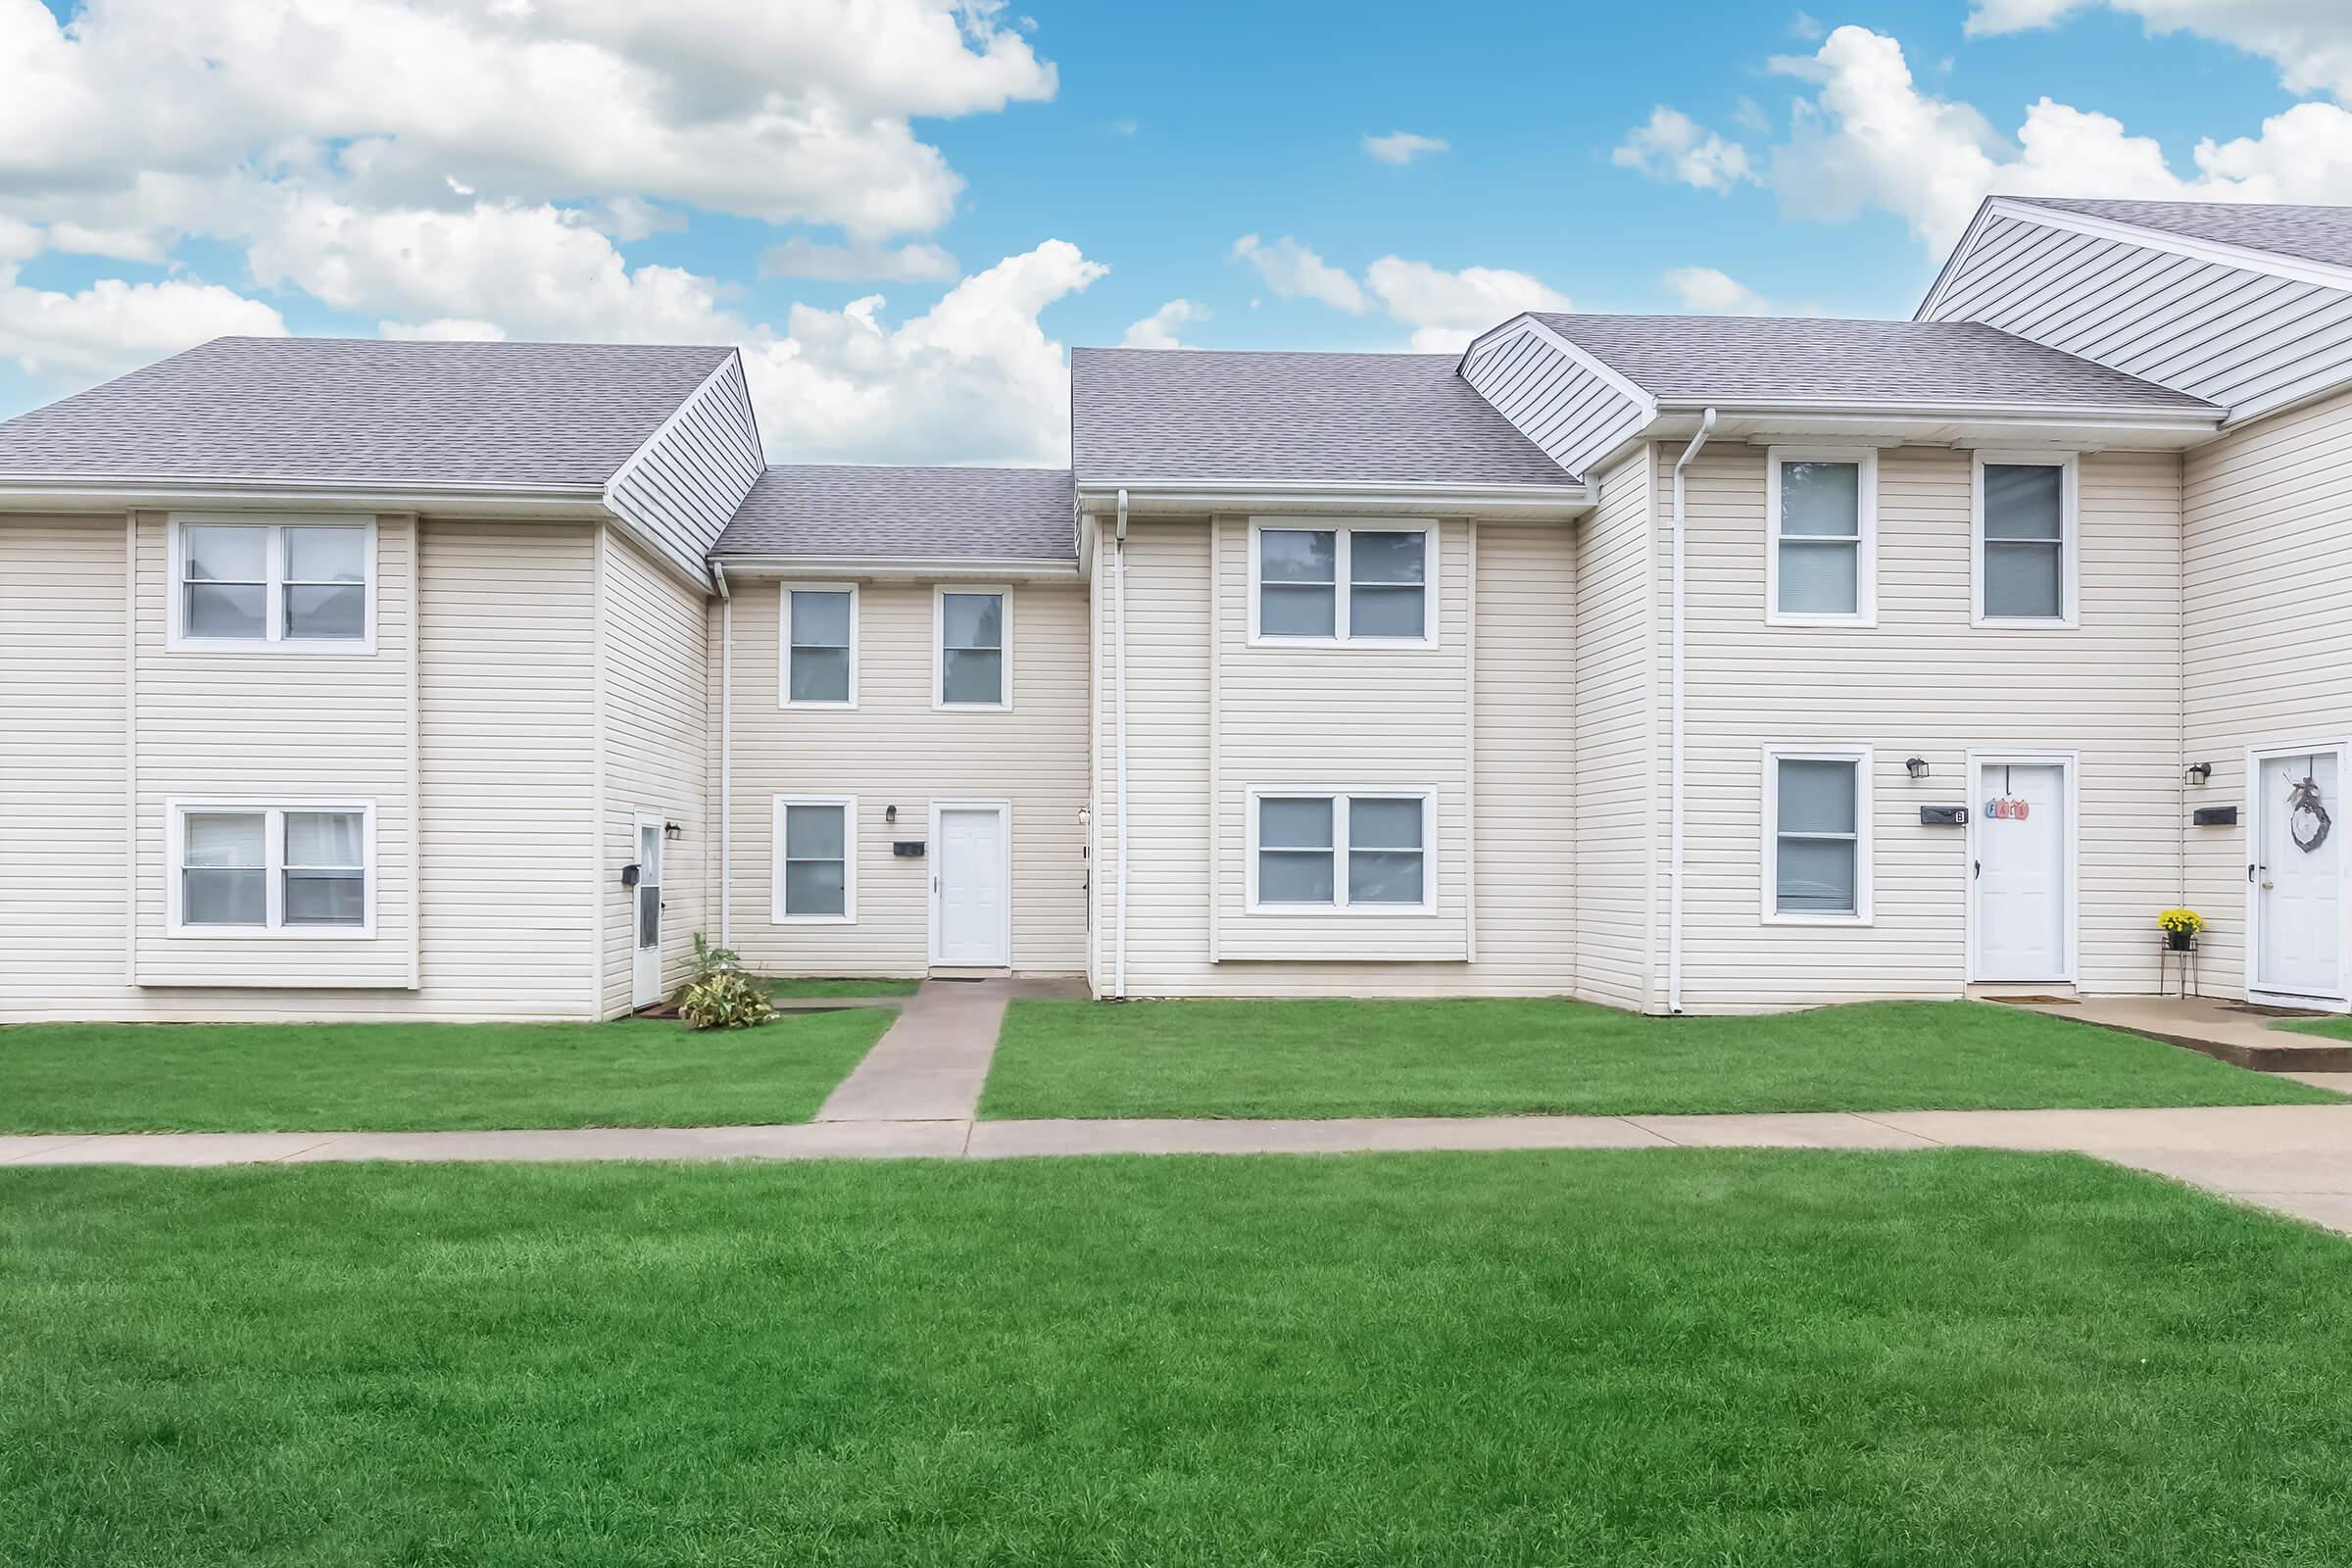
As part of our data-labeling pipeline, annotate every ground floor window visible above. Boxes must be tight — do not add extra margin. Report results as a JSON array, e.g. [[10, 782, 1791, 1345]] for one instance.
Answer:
[[773, 796, 857, 922], [1248, 788, 1433, 912], [1763, 748, 1872, 923], [170, 800, 372, 934]]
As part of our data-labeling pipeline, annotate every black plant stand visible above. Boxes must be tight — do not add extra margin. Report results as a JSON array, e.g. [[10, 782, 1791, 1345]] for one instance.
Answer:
[[2160, 937, 2200, 999]]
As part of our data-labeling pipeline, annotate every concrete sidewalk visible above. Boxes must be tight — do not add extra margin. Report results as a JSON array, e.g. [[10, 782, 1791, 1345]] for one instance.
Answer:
[[7, 1102, 2351, 1234], [812, 975, 1084, 1122]]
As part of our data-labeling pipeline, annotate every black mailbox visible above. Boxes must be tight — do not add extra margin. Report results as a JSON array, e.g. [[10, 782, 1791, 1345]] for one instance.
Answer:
[[893, 841, 927, 858], [1920, 806, 1969, 826], [2192, 806, 2239, 827], [620, 862, 642, 887]]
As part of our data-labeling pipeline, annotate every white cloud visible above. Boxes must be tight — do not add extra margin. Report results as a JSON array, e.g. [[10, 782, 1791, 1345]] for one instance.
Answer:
[[1966, 2, 2352, 104], [379, 318, 508, 341], [1611, 107, 1756, 193], [760, 237, 961, 283], [1121, 299, 1209, 349], [1363, 130, 1450, 165], [0, 269, 285, 382], [1363, 258, 1570, 351], [1661, 266, 1771, 314], [744, 238, 1106, 465], [1230, 234, 1369, 313]]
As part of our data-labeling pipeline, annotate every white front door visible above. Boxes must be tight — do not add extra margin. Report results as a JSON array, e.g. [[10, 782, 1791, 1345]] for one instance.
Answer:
[[932, 804, 1009, 967], [1974, 760, 2070, 981], [2255, 752, 2342, 1000], [632, 813, 663, 1007]]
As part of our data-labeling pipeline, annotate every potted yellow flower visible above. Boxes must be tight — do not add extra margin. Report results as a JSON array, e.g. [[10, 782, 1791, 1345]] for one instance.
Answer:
[[2156, 908, 2205, 952]]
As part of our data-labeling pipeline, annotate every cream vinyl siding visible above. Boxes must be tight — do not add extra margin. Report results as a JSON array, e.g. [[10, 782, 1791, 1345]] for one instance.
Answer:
[[1666, 442, 2184, 1011], [1095, 515, 1575, 998], [2180, 383, 2352, 999], [1461, 318, 1650, 478], [598, 530, 710, 1015], [726, 574, 1088, 977], [603, 354, 764, 580], [1576, 448, 1660, 1009]]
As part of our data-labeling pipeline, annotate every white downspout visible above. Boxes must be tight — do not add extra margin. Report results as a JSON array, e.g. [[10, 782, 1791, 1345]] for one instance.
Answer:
[[1669, 409, 1716, 1016], [712, 562, 733, 951], [1113, 488, 1131, 1000]]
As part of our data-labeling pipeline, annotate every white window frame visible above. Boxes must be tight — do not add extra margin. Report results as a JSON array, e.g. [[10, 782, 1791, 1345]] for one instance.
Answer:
[[932, 584, 1013, 711], [771, 794, 858, 924], [1765, 446, 1877, 626], [168, 514, 378, 654], [1247, 519, 1439, 648], [1245, 785, 1438, 916], [165, 797, 377, 939], [778, 581, 858, 709], [1760, 746, 1874, 926], [1970, 451, 2079, 629]]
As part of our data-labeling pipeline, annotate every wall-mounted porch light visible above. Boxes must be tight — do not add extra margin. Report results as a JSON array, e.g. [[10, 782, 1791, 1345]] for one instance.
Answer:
[[885, 804, 898, 824], [663, 820, 684, 841], [1904, 757, 1931, 781], [2185, 761, 2213, 786]]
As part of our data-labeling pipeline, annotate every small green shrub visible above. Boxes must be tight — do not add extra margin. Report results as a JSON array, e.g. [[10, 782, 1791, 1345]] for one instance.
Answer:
[[676, 935, 779, 1031]]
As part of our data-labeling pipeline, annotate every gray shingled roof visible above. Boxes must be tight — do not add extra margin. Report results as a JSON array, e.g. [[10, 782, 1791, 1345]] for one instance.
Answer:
[[2012, 196, 2352, 272], [0, 335, 733, 488], [1070, 347, 1580, 488], [1526, 314, 2218, 414], [711, 465, 1075, 561]]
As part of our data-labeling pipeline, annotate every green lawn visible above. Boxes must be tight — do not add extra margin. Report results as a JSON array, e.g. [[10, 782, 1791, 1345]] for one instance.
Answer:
[[2280, 1013, 2352, 1043], [0, 1010, 892, 1134], [5, 1151, 2349, 1565], [981, 998, 2339, 1119], [766, 976, 921, 999]]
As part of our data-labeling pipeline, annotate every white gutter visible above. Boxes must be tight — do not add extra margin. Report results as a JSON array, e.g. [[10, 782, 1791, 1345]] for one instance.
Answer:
[[709, 555, 1080, 580], [0, 479, 612, 517], [1112, 488, 1132, 1000], [1076, 478, 1592, 515], [1669, 408, 1716, 1017], [711, 562, 734, 951]]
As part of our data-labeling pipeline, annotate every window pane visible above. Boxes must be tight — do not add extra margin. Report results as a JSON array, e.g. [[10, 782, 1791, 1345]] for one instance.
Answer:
[[1349, 797, 1422, 849], [1779, 462, 1859, 537], [1778, 540, 1859, 615], [284, 810, 362, 867], [1984, 465, 2063, 540], [784, 804, 845, 859], [791, 590, 851, 647], [183, 867, 266, 925], [285, 583, 365, 639], [184, 811, 265, 868], [285, 527, 366, 583], [183, 524, 267, 582], [1259, 529, 1335, 584], [1350, 530, 1425, 584], [1259, 583, 1336, 637], [1259, 797, 1333, 849], [1777, 760, 1856, 835], [1348, 850, 1424, 905], [1258, 850, 1335, 904], [942, 592, 1003, 650], [284, 870, 366, 925], [1349, 584, 1425, 638], [790, 647, 851, 703], [785, 859, 847, 915], [1984, 541, 2063, 618], [186, 582, 266, 639], [1777, 837, 1857, 913], [942, 648, 1004, 705]]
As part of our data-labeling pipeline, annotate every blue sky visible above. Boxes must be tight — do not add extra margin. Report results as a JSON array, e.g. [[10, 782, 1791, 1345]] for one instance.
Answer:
[[1, 0, 2343, 460]]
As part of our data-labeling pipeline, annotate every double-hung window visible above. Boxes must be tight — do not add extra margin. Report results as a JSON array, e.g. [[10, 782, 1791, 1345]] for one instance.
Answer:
[[1974, 454, 2077, 626], [1763, 749, 1871, 923], [1250, 789, 1433, 912], [171, 801, 372, 934], [936, 588, 1010, 709], [782, 584, 856, 706], [1767, 448, 1875, 623], [172, 518, 373, 650], [773, 797, 856, 921], [1252, 522, 1433, 644]]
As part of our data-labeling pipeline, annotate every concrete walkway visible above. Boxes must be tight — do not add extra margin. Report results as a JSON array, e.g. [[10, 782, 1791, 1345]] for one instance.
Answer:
[[2021, 995, 2352, 1071], [812, 975, 1084, 1122], [7, 1103, 2352, 1235]]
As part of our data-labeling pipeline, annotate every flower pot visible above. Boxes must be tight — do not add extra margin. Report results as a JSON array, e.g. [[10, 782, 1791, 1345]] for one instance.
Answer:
[[2165, 930, 2194, 952]]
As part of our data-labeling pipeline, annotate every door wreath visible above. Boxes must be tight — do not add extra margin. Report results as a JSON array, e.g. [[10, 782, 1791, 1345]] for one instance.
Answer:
[[2287, 765, 2331, 854]]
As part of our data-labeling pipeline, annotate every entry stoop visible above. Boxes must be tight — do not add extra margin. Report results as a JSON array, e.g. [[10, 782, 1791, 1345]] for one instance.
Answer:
[[2015, 996, 2352, 1073]]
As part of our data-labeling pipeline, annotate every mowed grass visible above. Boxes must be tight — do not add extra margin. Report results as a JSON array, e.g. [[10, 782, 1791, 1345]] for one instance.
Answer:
[[2281, 1013, 2352, 1043], [981, 997, 2339, 1119], [767, 976, 921, 999], [6, 1152, 2351, 1566], [0, 1009, 892, 1134]]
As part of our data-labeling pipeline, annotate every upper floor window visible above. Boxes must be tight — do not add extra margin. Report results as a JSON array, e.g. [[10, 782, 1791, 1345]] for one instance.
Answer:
[[170, 800, 373, 936], [1763, 748, 1872, 924], [1250, 521, 1434, 644], [172, 518, 373, 651], [781, 584, 857, 707], [1974, 454, 2078, 627], [1249, 788, 1434, 913], [935, 588, 1010, 709], [1767, 448, 1876, 624]]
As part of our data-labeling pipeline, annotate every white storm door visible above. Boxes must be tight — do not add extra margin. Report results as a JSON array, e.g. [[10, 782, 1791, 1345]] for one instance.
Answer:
[[2255, 753, 2343, 1000], [632, 813, 663, 1007], [1974, 761, 2069, 981], [933, 805, 1009, 967]]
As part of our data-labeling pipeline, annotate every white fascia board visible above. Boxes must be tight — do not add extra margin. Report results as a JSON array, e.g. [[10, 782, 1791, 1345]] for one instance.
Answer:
[[710, 555, 1082, 581], [0, 476, 611, 517], [1651, 396, 2220, 428], [1073, 478, 1592, 517]]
